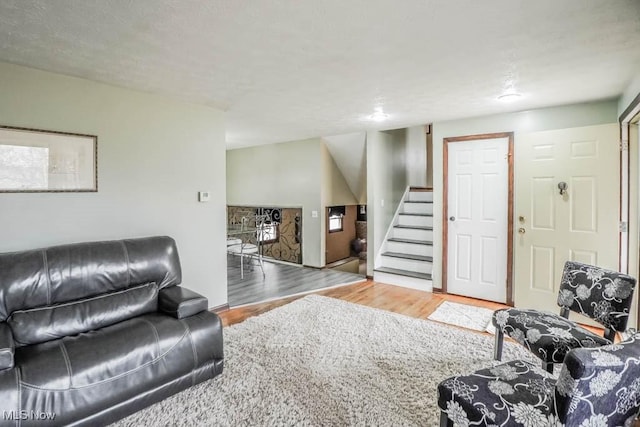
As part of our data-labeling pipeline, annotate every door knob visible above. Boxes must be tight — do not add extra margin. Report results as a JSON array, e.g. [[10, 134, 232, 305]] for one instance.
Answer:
[[518, 227, 526, 234], [449, 216, 456, 221]]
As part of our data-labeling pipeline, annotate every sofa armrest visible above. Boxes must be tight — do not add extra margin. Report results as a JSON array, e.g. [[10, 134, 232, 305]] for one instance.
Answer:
[[159, 286, 208, 319], [0, 323, 15, 371]]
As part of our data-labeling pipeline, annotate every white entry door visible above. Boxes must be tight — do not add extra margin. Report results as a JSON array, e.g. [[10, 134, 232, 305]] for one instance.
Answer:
[[514, 124, 619, 314], [446, 136, 511, 303]]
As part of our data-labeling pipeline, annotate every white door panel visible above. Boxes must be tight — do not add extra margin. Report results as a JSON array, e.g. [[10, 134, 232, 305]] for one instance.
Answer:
[[514, 124, 619, 316], [447, 137, 510, 303]]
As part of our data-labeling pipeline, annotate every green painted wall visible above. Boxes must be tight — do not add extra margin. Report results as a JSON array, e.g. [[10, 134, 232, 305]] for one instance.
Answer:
[[0, 62, 227, 307]]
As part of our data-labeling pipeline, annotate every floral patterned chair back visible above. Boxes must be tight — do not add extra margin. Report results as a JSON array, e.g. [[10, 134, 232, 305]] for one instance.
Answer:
[[554, 334, 640, 426], [558, 261, 636, 334]]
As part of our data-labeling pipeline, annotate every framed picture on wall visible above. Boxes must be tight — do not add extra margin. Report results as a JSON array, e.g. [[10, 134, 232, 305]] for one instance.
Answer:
[[0, 125, 97, 193]]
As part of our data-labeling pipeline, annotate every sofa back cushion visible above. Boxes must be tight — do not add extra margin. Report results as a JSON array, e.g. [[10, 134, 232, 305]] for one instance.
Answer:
[[8, 282, 158, 346], [0, 236, 181, 321]]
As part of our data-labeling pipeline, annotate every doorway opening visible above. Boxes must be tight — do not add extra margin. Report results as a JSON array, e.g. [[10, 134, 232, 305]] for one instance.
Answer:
[[325, 204, 367, 276]]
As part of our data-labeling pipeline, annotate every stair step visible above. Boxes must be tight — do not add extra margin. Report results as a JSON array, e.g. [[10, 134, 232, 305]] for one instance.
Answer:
[[382, 252, 433, 262], [375, 267, 432, 280], [404, 201, 433, 204], [394, 225, 433, 230], [399, 213, 433, 217], [388, 238, 433, 246], [404, 202, 433, 215], [408, 189, 433, 202]]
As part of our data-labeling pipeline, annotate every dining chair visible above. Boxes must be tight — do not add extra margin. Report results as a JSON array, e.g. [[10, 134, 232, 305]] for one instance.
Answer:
[[492, 261, 636, 373], [438, 333, 640, 426], [227, 214, 266, 279], [227, 241, 262, 279]]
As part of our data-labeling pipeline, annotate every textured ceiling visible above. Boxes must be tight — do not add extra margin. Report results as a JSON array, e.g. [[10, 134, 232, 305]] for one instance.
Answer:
[[0, 0, 639, 148]]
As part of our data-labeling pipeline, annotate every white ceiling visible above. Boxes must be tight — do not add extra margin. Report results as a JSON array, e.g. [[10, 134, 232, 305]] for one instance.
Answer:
[[0, 1, 639, 149]]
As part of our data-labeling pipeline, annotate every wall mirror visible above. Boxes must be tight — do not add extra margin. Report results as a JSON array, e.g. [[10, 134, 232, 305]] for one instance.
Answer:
[[0, 125, 97, 192]]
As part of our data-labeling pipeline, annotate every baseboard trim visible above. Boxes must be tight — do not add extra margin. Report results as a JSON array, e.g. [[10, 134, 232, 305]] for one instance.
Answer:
[[210, 303, 230, 313]]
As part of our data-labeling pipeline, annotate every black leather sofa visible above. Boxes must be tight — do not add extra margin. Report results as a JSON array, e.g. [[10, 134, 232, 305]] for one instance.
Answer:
[[0, 236, 224, 426]]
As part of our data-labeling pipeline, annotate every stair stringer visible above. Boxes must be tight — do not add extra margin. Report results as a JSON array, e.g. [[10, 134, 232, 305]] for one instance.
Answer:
[[373, 187, 434, 292]]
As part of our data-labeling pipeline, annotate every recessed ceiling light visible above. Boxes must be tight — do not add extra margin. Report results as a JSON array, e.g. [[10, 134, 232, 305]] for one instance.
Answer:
[[367, 107, 389, 122], [497, 93, 522, 102]]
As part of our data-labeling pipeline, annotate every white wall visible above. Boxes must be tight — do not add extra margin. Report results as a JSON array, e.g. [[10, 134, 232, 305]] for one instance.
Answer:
[[366, 129, 408, 275], [0, 62, 227, 307], [432, 100, 618, 290], [226, 138, 324, 267], [321, 132, 367, 204], [405, 125, 428, 187], [321, 142, 358, 207]]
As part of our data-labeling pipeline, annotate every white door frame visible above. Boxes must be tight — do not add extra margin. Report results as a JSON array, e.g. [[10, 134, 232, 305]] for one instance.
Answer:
[[442, 132, 514, 305], [620, 92, 640, 328], [620, 94, 640, 274]]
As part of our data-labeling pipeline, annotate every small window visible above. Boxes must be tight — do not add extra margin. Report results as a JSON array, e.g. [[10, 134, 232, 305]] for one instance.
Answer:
[[328, 205, 346, 233], [257, 223, 279, 244], [329, 216, 343, 233]]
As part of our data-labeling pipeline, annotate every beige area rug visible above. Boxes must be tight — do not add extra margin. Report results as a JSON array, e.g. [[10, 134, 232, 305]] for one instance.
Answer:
[[427, 301, 497, 334], [113, 295, 538, 426]]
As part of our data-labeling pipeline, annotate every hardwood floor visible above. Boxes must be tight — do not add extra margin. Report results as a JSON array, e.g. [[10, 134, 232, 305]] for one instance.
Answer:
[[218, 279, 604, 338], [218, 279, 507, 327]]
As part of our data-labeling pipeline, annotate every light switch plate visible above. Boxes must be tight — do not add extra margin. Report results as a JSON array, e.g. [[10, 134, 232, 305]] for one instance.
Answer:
[[311, 210, 318, 218], [198, 191, 210, 202]]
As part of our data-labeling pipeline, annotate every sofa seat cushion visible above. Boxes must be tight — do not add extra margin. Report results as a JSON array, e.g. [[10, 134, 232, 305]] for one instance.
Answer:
[[8, 282, 159, 347], [3, 311, 223, 426], [438, 360, 557, 426], [492, 308, 611, 363], [17, 313, 194, 390]]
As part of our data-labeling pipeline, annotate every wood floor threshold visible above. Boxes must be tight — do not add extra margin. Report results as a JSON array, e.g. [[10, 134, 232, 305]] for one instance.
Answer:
[[218, 280, 607, 340], [227, 277, 367, 310], [219, 280, 503, 327]]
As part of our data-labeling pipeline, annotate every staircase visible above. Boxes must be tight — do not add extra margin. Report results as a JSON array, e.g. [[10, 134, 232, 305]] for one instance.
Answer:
[[374, 188, 433, 291]]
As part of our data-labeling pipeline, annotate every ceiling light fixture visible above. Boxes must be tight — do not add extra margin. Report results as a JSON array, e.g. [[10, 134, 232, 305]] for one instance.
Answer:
[[367, 106, 389, 122], [497, 92, 522, 102]]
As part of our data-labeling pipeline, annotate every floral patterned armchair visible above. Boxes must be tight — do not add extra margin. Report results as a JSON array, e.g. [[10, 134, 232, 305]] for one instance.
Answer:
[[492, 261, 636, 373], [437, 334, 640, 426]]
